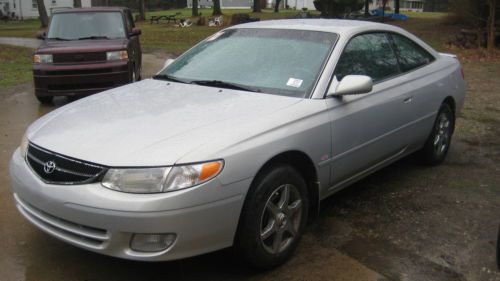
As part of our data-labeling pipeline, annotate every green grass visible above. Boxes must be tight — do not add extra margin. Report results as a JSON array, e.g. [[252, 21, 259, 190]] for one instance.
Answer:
[[0, 19, 42, 38], [0, 44, 33, 87]]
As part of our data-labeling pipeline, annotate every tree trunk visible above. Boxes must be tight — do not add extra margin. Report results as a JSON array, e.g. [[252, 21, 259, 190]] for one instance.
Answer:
[[73, 0, 81, 8], [274, 0, 281, 12], [382, 0, 388, 22], [487, 0, 497, 52], [192, 0, 198, 16], [36, 0, 49, 28], [253, 0, 261, 13], [395, 0, 400, 14], [138, 0, 146, 20], [213, 0, 222, 15], [364, 0, 369, 16]]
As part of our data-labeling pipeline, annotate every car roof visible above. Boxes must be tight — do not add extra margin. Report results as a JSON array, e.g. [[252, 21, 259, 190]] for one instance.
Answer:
[[53, 7, 129, 14], [231, 19, 403, 36]]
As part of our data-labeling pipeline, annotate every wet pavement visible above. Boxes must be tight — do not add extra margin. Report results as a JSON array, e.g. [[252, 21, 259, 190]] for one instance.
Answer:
[[0, 57, 499, 281], [0, 37, 42, 49]]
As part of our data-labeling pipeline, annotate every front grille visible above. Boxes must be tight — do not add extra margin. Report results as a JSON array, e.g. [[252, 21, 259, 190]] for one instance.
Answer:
[[45, 68, 114, 76], [47, 82, 114, 91], [53, 52, 106, 63], [26, 143, 106, 184], [14, 194, 108, 249]]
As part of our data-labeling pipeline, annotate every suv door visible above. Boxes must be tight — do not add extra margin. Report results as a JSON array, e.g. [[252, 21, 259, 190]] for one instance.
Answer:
[[125, 9, 141, 79], [325, 32, 415, 192]]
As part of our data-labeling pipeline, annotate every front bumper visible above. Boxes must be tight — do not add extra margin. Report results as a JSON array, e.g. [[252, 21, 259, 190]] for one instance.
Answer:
[[9, 149, 249, 261], [33, 61, 130, 97]]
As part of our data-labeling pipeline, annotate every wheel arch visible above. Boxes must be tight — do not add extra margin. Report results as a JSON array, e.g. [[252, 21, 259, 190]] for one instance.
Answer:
[[249, 150, 320, 223]]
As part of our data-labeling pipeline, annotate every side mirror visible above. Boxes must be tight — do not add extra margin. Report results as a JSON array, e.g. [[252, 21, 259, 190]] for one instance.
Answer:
[[130, 27, 142, 37], [156, 58, 175, 74], [327, 75, 373, 97], [36, 31, 46, 40]]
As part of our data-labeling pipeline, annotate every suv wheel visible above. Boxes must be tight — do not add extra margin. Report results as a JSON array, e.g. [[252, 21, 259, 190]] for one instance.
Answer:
[[36, 96, 53, 104], [235, 165, 309, 269], [420, 103, 455, 165]]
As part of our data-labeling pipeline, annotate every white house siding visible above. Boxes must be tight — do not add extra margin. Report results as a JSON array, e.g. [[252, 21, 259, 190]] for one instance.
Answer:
[[369, 0, 425, 12], [286, 0, 316, 10], [0, 0, 90, 19]]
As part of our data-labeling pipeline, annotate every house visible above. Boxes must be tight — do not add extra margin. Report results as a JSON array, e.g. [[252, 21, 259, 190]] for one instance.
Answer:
[[0, 0, 91, 19], [187, 0, 252, 9], [369, 0, 426, 12]]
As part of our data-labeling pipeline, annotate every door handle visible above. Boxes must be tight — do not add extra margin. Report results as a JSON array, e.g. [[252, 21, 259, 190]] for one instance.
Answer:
[[403, 97, 413, 104]]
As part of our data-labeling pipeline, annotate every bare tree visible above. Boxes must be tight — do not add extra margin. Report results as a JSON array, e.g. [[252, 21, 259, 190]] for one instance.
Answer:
[[213, 0, 222, 15], [73, 0, 82, 8], [192, 0, 199, 16], [487, 0, 497, 52], [274, 0, 282, 12], [253, 0, 261, 13], [364, 0, 370, 16], [35, 0, 49, 27], [138, 0, 146, 20]]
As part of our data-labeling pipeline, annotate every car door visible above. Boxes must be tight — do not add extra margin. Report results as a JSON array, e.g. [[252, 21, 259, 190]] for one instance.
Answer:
[[325, 32, 416, 192], [387, 32, 439, 149], [125, 9, 141, 75]]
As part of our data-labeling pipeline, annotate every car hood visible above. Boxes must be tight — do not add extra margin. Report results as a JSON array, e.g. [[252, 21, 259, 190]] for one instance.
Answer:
[[36, 38, 128, 53], [28, 79, 303, 166]]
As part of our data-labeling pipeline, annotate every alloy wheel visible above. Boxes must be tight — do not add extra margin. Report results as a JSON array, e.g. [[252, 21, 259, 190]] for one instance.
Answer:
[[260, 184, 302, 254]]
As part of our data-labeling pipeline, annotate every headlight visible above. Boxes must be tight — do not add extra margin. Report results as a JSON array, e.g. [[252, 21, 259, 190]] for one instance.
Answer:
[[106, 50, 128, 61], [20, 133, 29, 158], [101, 160, 223, 193], [33, 54, 53, 63]]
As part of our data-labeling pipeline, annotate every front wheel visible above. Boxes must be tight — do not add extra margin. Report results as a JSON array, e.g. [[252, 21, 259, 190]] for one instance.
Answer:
[[419, 103, 455, 165], [36, 96, 53, 104], [235, 165, 309, 269]]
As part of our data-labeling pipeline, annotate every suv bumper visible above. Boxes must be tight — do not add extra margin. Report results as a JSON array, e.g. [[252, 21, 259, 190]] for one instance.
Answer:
[[33, 61, 130, 97]]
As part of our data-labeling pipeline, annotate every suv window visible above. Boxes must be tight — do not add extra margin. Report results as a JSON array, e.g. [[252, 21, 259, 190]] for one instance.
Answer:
[[391, 34, 434, 72], [334, 33, 399, 82], [126, 10, 135, 32]]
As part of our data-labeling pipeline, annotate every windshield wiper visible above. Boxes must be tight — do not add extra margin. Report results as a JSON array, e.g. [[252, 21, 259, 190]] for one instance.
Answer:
[[153, 74, 190, 84], [77, 36, 110, 40], [48, 37, 72, 41], [190, 80, 259, 93]]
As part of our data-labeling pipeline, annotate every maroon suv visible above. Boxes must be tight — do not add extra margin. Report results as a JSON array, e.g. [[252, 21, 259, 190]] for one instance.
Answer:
[[33, 7, 142, 103]]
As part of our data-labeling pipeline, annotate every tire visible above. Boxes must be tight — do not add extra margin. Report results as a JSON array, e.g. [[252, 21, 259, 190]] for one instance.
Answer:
[[36, 96, 53, 104], [420, 103, 455, 165], [235, 165, 309, 269]]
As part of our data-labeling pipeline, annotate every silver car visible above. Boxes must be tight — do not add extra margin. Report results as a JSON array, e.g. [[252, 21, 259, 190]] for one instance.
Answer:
[[9, 19, 466, 268]]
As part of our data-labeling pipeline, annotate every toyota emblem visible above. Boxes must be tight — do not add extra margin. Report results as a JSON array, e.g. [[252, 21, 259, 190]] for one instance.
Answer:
[[43, 161, 56, 174]]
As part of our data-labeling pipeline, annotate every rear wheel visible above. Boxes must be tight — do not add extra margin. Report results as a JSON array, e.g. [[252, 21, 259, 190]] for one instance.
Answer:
[[235, 165, 308, 269], [36, 96, 53, 104], [420, 103, 455, 165]]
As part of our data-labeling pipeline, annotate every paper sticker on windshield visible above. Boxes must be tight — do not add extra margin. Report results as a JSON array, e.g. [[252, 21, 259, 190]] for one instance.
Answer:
[[287, 78, 303, 88], [206, 31, 224, 42]]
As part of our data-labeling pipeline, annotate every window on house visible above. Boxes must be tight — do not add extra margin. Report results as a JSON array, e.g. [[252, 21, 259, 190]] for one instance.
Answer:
[[32, 0, 37, 9], [52, 0, 57, 5]]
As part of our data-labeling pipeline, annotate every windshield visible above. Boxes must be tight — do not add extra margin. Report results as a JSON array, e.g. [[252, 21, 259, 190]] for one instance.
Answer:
[[47, 12, 125, 40], [158, 28, 338, 97]]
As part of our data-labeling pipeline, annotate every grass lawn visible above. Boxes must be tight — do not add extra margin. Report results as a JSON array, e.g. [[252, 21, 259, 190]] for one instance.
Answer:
[[0, 44, 32, 87]]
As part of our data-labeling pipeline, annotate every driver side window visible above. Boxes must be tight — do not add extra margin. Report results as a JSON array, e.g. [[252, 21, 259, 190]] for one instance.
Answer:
[[334, 33, 400, 82]]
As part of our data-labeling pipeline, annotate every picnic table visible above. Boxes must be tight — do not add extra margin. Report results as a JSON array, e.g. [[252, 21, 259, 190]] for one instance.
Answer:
[[150, 12, 182, 24]]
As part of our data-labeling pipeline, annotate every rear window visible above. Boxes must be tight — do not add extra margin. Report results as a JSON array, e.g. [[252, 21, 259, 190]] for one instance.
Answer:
[[48, 12, 125, 40], [391, 34, 435, 72]]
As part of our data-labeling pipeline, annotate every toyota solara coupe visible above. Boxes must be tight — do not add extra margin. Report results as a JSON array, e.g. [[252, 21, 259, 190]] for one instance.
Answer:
[[9, 19, 465, 268]]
